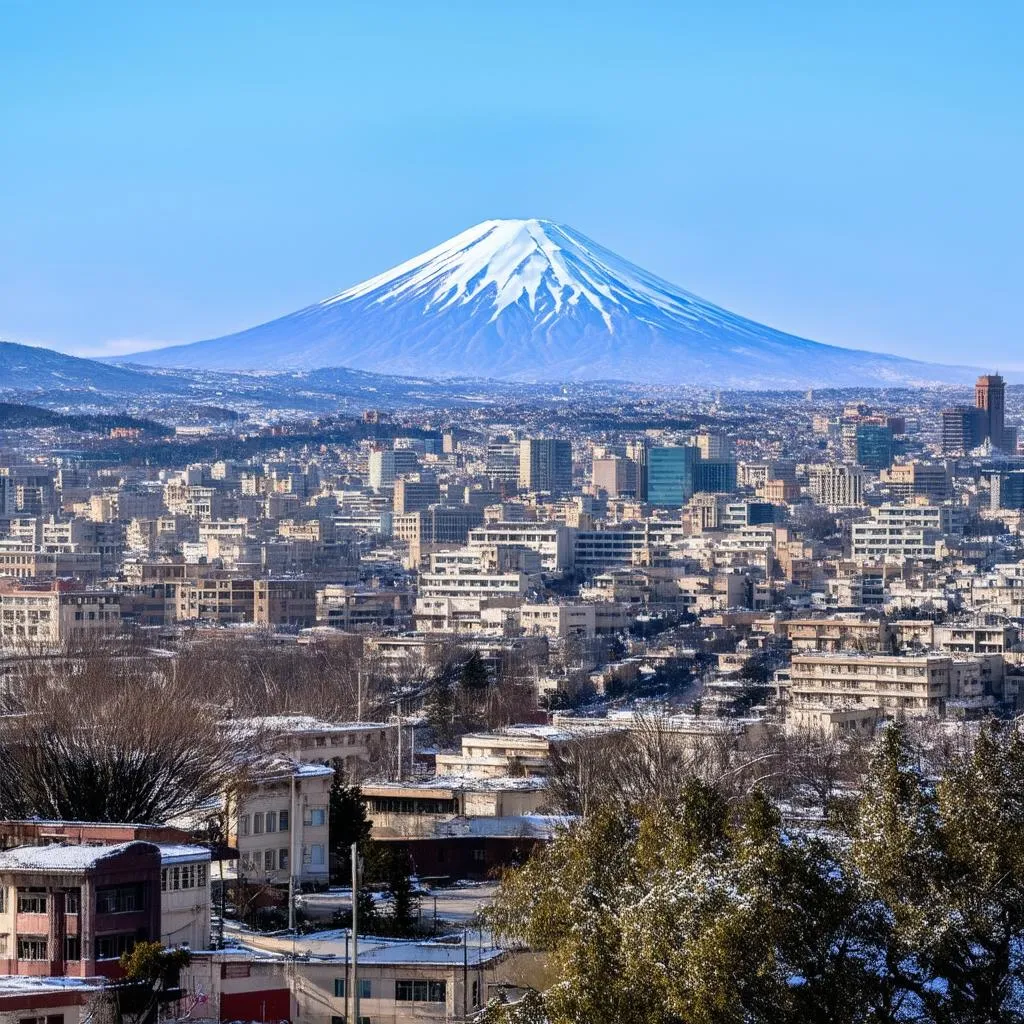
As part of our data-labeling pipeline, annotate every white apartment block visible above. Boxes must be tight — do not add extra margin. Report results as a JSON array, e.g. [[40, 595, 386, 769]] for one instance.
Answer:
[[231, 760, 333, 887], [808, 464, 865, 508], [0, 583, 121, 650], [785, 653, 1001, 726], [159, 845, 212, 950], [467, 522, 574, 572]]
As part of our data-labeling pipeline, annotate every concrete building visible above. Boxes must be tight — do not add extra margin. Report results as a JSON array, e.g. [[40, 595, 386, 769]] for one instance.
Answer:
[[808, 464, 865, 508], [0, 842, 162, 978], [158, 845, 212, 950], [393, 475, 441, 514], [0, 580, 121, 650], [231, 758, 333, 888], [368, 448, 420, 492], [518, 439, 572, 495], [467, 521, 574, 572]]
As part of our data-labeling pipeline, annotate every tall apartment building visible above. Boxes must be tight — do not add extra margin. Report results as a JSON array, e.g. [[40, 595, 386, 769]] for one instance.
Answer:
[[518, 439, 572, 495], [693, 458, 738, 495], [485, 437, 520, 483], [392, 505, 484, 547], [808, 464, 865, 508], [852, 422, 894, 469], [393, 475, 441, 514], [626, 442, 648, 501], [695, 430, 732, 460], [881, 462, 952, 501], [368, 448, 420, 492], [591, 455, 637, 498], [976, 373, 1007, 449], [991, 471, 1024, 511]]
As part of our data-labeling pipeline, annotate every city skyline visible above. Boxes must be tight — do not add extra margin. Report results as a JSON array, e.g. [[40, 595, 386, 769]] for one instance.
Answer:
[[2, 2, 1023, 368]]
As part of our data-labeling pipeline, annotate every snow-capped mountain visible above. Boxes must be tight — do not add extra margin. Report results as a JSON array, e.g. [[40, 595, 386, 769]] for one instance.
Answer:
[[122, 219, 973, 387]]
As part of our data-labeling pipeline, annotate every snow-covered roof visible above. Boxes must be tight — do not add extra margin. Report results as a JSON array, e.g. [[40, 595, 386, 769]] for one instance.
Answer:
[[158, 844, 213, 865], [226, 714, 390, 737], [0, 975, 106, 995], [430, 814, 571, 840], [364, 774, 546, 793], [0, 842, 159, 872]]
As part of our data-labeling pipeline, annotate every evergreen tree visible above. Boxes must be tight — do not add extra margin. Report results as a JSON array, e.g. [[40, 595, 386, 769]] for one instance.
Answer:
[[328, 772, 372, 885], [460, 650, 489, 690], [486, 722, 1024, 1023]]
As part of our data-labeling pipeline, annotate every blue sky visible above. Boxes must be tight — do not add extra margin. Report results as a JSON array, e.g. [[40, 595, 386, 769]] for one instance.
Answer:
[[1, 0, 1021, 365]]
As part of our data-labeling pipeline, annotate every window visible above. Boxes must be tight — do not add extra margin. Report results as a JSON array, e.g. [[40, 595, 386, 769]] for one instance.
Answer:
[[253, 813, 264, 835], [96, 885, 143, 915], [395, 980, 446, 1002], [0, 888, 5, 913], [17, 890, 47, 915], [96, 934, 136, 959], [265, 812, 277, 833], [333, 978, 346, 998], [473, 979, 479, 1006], [307, 808, 326, 827], [359, 978, 371, 999], [65, 890, 80, 914], [239, 814, 251, 836], [17, 937, 48, 961], [264, 850, 276, 871], [0, 935, 6, 955], [197, 864, 207, 887], [278, 810, 289, 832], [310, 844, 325, 866], [279, 849, 290, 871], [64, 935, 80, 961]]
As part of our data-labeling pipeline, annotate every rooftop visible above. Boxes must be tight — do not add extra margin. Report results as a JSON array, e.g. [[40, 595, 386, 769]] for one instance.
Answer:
[[0, 841, 159, 872]]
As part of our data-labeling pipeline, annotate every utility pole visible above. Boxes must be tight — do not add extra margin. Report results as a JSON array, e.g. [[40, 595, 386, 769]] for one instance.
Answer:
[[287, 769, 297, 932], [351, 841, 361, 1024], [396, 702, 402, 781]]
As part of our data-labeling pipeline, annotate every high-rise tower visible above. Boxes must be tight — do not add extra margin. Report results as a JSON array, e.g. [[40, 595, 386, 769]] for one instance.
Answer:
[[975, 374, 1006, 449]]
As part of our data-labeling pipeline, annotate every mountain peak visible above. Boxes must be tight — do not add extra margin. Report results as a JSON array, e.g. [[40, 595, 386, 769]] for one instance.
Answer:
[[118, 220, 973, 388]]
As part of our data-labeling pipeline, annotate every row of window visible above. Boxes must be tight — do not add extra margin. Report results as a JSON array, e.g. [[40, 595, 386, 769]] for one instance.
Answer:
[[239, 844, 327, 873], [239, 809, 293, 836], [1, 933, 136, 961], [161, 864, 208, 891], [330, 978, 447, 1003], [96, 884, 144, 915]]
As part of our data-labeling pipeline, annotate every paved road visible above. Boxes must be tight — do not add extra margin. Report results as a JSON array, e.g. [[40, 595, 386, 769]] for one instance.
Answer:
[[297, 882, 499, 927]]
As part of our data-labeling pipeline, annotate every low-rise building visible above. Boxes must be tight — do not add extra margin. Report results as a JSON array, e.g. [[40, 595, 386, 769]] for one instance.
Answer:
[[0, 842, 162, 978]]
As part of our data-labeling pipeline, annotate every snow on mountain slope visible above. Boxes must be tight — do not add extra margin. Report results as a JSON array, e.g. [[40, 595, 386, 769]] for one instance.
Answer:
[[121, 219, 974, 387]]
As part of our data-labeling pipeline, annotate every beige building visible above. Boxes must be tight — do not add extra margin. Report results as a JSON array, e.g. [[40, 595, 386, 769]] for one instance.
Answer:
[[158, 845, 212, 950], [181, 939, 541, 1024], [434, 725, 575, 779], [362, 776, 547, 840], [0, 581, 121, 650], [230, 759, 333, 887], [785, 653, 988, 725]]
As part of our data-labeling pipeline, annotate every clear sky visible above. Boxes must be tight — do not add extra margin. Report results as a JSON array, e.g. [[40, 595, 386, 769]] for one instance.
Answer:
[[1, 0, 1021, 365]]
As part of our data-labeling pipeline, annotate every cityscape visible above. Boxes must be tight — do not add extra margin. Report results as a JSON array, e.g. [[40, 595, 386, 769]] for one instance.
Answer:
[[2, 3, 1024, 1023]]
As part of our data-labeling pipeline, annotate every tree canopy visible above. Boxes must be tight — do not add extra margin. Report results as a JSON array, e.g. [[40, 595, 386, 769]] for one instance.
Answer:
[[487, 720, 1024, 1024]]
